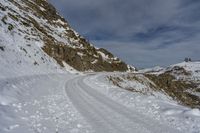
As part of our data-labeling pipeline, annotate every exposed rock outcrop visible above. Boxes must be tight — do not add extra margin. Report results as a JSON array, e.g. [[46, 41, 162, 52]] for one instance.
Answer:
[[0, 0, 132, 72]]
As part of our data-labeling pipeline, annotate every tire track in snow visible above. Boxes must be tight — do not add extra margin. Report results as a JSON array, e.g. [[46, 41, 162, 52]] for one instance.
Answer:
[[65, 74, 180, 133]]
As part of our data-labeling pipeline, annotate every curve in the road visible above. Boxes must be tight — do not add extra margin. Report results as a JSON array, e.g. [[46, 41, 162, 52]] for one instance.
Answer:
[[65, 74, 180, 133]]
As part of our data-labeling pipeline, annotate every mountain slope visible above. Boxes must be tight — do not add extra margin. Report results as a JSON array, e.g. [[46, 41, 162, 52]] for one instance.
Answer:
[[109, 61, 200, 108], [0, 0, 132, 78]]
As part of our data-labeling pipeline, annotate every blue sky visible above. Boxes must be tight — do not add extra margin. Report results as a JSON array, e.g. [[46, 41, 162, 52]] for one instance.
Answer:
[[49, 0, 200, 68]]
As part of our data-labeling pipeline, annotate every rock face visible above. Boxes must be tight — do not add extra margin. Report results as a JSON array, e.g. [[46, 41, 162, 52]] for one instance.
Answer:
[[42, 38, 129, 72], [0, 0, 131, 72]]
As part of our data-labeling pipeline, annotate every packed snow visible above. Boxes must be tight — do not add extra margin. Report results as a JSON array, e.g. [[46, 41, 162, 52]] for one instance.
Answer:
[[0, 74, 94, 133], [84, 73, 200, 133], [1, 70, 200, 132]]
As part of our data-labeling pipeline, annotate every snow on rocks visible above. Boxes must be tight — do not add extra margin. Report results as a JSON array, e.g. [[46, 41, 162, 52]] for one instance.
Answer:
[[169, 61, 200, 80]]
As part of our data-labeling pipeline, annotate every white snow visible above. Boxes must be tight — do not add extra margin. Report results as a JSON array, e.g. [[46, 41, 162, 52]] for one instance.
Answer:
[[53, 19, 65, 26], [97, 51, 109, 61], [170, 61, 200, 80], [184, 108, 200, 116], [91, 59, 98, 64], [139, 66, 165, 74], [1, 67, 200, 133], [84, 73, 200, 133], [77, 52, 84, 57], [62, 61, 80, 74], [0, 0, 67, 79], [0, 74, 94, 133], [171, 62, 200, 73]]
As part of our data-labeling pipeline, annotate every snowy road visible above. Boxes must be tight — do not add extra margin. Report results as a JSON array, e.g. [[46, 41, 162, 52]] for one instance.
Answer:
[[1, 73, 198, 133], [65, 74, 180, 133], [0, 74, 94, 133]]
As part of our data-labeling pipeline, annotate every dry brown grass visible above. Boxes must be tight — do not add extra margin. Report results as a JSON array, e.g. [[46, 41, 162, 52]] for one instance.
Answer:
[[108, 72, 200, 108], [145, 73, 200, 108]]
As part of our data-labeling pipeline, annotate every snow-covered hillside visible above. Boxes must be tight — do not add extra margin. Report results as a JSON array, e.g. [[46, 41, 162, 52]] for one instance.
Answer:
[[106, 62, 200, 132], [0, 0, 132, 76], [110, 61, 200, 108], [167, 61, 200, 81], [0, 0, 64, 78], [140, 61, 200, 79]]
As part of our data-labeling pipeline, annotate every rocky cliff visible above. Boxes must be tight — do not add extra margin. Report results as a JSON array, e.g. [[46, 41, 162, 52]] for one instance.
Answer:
[[0, 0, 133, 72]]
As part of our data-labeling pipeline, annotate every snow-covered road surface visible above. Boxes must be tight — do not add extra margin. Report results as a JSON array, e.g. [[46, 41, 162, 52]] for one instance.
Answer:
[[0, 74, 94, 133], [1, 73, 199, 133], [65, 74, 180, 133]]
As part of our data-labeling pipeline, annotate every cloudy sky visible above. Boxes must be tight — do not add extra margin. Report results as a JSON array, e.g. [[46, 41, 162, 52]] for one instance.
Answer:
[[49, 0, 200, 68]]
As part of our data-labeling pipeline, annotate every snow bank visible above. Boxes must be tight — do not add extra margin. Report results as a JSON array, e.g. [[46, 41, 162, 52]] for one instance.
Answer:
[[84, 73, 200, 133]]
